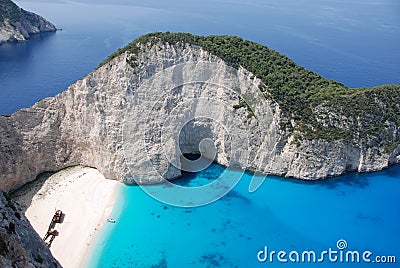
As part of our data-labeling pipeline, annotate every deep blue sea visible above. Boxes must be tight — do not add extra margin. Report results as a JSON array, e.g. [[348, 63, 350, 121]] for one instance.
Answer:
[[1, 0, 399, 267], [1, 0, 399, 114]]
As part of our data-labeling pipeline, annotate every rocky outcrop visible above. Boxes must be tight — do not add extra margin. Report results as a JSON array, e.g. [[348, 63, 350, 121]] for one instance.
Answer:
[[0, 36, 399, 193], [0, 0, 56, 44], [0, 191, 60, 267]]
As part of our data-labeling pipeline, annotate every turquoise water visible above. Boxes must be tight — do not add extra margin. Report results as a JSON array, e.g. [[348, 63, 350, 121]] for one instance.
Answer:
[[1, 1, 399, 267], [87, 163, 400, 267]]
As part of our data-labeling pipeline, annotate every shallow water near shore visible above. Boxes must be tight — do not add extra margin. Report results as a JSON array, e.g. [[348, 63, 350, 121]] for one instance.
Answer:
[[87, 163, 400, 267], [1, 1, 399, 267]]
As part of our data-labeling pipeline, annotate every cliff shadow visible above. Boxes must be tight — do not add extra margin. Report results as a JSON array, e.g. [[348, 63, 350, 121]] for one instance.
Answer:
[[10, 171, 55, 212], [173, 154, 226, 187], [0, 31, 57, 60]]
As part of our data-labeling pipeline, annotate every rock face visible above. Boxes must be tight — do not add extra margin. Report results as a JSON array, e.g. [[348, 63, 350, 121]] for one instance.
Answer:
[[0, 191, 61, 267], [0, 0, 56, 44], [0, 36, 399, 193]]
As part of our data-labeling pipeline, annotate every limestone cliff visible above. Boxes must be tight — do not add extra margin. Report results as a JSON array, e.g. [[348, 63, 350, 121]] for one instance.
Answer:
[[0, 0, 56, 44], [0, 33, 399, 193], [0, 191, 60, 267]]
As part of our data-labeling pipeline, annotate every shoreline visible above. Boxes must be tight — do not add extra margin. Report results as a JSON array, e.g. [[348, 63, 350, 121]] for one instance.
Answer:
[[13, 166, 121, 268], [79, 178, 122, 268]]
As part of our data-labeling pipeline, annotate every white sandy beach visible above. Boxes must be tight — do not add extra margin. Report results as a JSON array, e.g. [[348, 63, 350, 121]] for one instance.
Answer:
[[15, 166, 120, 268]]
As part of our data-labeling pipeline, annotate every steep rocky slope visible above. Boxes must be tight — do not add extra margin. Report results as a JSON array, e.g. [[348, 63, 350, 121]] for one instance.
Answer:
[[0, 32, 399, 193], [0, 0, 56, 44], [0, 191, 60, 267]]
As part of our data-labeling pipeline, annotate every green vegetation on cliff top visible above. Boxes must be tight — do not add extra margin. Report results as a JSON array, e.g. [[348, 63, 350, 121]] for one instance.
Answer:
[[0, 0, 21, 24], [101, 32, 400, 150]]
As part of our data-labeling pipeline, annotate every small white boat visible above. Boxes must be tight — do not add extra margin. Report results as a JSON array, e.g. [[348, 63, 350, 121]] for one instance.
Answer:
[[107, 218, 116, 223]]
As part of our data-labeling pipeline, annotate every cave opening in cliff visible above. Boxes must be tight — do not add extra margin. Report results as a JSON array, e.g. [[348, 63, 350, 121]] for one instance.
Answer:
[[183, 153, 202, 161], [177, 117, 230, 174]]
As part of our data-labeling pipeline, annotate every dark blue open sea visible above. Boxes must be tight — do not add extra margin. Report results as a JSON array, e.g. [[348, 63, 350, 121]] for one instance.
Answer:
[[1, 0, 399, 267]]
